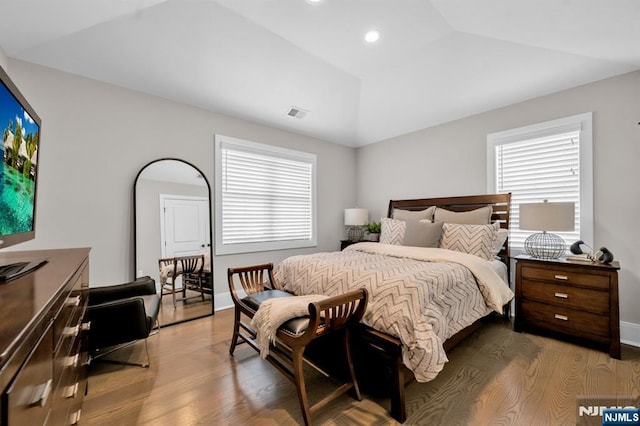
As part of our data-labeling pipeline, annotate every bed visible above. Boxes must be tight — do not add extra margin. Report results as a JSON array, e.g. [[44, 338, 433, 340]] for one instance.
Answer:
[[272, 193, 513, 422]]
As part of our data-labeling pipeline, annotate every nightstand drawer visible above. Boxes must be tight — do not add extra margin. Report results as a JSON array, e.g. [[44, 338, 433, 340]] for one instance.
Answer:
[[521, 300, 609, 339], [520, 280, 609, 315], [521, 265, 609, 290]]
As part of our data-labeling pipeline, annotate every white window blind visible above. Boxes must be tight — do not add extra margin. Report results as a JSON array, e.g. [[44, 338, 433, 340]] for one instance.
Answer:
[[487, 113, 593, 253], [495, 131, 580, 249], [215, 135, 317, 255]]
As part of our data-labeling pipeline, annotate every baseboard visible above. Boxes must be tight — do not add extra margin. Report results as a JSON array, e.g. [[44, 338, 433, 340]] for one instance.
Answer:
[[214, 291, 233, 312], [620, 321, 640, 348]]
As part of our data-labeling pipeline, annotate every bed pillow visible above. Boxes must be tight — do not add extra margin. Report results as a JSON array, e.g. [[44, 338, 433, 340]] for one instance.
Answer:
[[440, 222, 497, 260], [392, 206, 435, 222], [380, 218, 406, 245], [493, 227, 509, 254], [403, 220, 443, 248], [434, 206, 493, 225]]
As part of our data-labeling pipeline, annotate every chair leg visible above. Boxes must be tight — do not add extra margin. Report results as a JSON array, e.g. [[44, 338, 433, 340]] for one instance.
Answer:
[[199, 277, 205, 302], [229, 307, 241, 355], [292, 346, 312, 426], [342, 328, 361, 401], [91, 338, 151, 368], [172, 281, 177, 308]]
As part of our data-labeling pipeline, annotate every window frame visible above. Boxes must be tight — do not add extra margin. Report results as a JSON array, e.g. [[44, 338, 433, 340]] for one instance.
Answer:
[[214, 134, 317, 255], [486, 112, 593, 254]]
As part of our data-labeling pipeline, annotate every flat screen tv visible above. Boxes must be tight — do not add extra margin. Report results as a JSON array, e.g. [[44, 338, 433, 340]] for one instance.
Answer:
[[0, 64, 46, 281]]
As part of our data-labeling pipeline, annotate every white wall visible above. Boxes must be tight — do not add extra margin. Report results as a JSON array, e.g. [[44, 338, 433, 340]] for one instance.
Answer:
[[357, 70, 640, 332], [0, 47, 6, 71], [6, 59, 357, 299]]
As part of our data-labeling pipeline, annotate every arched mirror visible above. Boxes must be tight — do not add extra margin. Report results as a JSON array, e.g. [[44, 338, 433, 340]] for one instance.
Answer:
[[134, 158, 213, 326]]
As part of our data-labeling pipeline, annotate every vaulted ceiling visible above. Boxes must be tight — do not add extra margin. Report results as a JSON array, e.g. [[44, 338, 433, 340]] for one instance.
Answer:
[[1, 0, 638, 147]]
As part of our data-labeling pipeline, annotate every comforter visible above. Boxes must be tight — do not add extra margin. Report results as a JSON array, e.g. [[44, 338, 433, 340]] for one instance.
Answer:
[[273, 242, 514, 382]]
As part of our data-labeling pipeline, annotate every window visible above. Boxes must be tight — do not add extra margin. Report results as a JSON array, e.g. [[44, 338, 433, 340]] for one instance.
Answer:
[[215, 134, 317, 255], [487, 113, 593, 252]]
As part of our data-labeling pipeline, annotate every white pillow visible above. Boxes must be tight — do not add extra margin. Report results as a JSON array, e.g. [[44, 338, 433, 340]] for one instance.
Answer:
[[380, 217, 406, 245], [434, 206, 493, 225], [494, 227, 509, 254], [440, 222, 497, 261], [392, 206, 435, 222]]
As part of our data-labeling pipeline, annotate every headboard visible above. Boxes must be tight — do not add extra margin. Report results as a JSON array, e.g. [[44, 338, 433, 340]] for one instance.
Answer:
[[388, 193, 512, 264]]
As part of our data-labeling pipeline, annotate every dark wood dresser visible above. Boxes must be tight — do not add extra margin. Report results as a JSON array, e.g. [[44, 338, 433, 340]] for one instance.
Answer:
[[0, 248, 90, 425], [514, 254, 620, 358]]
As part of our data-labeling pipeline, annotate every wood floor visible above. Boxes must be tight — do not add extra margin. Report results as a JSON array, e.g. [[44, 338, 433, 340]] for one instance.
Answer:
[[82, 309, 640, 425], [156, 289, 213, 326]]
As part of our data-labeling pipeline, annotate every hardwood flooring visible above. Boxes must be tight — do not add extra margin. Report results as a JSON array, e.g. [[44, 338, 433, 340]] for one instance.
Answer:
[[156, 289, 213, 326], [82, 309, 640, 425]]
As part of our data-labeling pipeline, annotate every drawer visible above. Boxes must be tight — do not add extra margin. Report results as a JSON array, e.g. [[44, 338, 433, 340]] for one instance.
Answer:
[[53, 273, 87, 352], [3, 324, 54, 426], [53, 311, 88, 388], [520, 280, 609, 315], [521, 299, 609, 339], [49, 351, 84, 426], [520, 265, 610, 290]]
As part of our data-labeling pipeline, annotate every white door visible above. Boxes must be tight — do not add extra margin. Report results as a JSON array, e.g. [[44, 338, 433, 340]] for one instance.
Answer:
[[160, 195, 210, 258]]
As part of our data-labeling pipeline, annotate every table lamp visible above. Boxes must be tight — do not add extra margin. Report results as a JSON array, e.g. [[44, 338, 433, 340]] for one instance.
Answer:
[[344, 208, 368, 242], [519, 201, 575, 259]]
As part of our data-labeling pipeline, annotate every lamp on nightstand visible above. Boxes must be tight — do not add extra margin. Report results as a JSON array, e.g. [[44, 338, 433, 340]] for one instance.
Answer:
[[344, 208, 368, 242], [519, 201, 575, 259]]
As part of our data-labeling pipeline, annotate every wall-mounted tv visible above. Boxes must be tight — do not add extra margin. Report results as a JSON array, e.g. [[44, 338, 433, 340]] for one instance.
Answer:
[[0, 64, 45, 281]]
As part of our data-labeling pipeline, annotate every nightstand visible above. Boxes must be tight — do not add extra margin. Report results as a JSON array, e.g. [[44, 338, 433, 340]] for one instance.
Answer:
[[514, 254, 621, 358], [340, 240, 357, 250]]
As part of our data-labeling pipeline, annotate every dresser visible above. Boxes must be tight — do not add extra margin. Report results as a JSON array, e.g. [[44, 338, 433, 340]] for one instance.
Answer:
[[0, 248, 91, 425], [514, 254, 620, 358]]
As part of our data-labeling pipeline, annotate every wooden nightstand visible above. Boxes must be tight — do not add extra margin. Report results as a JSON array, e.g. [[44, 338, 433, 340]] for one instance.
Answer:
[[514, 254, 621, 358], [340, 240, 357, 250]]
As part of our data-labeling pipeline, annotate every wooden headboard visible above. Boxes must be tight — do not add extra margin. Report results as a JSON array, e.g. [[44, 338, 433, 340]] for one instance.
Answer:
[[388, 193, 512, 263]]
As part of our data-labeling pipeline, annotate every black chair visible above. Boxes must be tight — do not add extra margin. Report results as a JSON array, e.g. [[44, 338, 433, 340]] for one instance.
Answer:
[[87, 276, 161, 368]]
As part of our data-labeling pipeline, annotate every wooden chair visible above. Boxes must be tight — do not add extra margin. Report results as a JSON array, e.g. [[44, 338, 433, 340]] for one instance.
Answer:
[[159, 254, 205, 308], [228, 263, 369, 426]]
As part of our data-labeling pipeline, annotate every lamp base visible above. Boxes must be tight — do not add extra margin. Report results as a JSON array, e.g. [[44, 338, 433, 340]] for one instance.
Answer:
[[524, 232, 566, 259], [347, 226, 364, 242]]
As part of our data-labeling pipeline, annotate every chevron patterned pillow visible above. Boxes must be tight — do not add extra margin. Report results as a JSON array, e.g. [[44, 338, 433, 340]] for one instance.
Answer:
[[380, 218, 406, 245], [440, 222, 498, 260]]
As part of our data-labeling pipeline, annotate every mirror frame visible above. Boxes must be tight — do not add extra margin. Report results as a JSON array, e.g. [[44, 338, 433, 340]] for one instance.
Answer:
[[133, 158, 214, 324]]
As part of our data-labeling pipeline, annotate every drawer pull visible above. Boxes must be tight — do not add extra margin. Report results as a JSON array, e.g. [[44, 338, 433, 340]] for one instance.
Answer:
[[554, 275, 569, 281], [81, 321, 91, 331], [70, 409, 82, 425], [554, 314, 569, 321], [65, 295, 81, 307], [63, 324, 80, 338], [63, 382, 79, 399], [62, 353, 80, 368], [554, 292, 569, 299], [27, 379, 52, 407]]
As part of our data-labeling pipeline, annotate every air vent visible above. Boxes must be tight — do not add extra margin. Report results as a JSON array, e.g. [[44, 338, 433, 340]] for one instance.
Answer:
[[286, 106, 309, 119]]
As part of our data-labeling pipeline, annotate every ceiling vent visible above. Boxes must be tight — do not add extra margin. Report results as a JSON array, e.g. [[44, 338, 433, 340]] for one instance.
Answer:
[[287, 106, 309, 119]]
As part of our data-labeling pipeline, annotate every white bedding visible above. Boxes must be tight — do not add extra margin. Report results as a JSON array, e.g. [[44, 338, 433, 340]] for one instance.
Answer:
[[273, 243, 514, 382]]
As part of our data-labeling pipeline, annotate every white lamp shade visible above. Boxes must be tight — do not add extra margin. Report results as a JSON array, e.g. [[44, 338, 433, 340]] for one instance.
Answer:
[[519, 202, 575, 232], [344, 208, 368, 226]]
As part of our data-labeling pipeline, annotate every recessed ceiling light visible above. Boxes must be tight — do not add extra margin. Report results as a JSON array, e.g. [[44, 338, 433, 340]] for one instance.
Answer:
[[307, 0, 322, 4], [364, 30, 380, 43]]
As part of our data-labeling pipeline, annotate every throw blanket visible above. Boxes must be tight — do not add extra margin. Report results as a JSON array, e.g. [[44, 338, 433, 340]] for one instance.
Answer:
[[250, 294, 328, 358], [273, 243, 514, 382]]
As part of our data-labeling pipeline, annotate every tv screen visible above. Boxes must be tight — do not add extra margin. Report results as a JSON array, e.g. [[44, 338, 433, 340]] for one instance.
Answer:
[[0, 64, 41, 251]]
